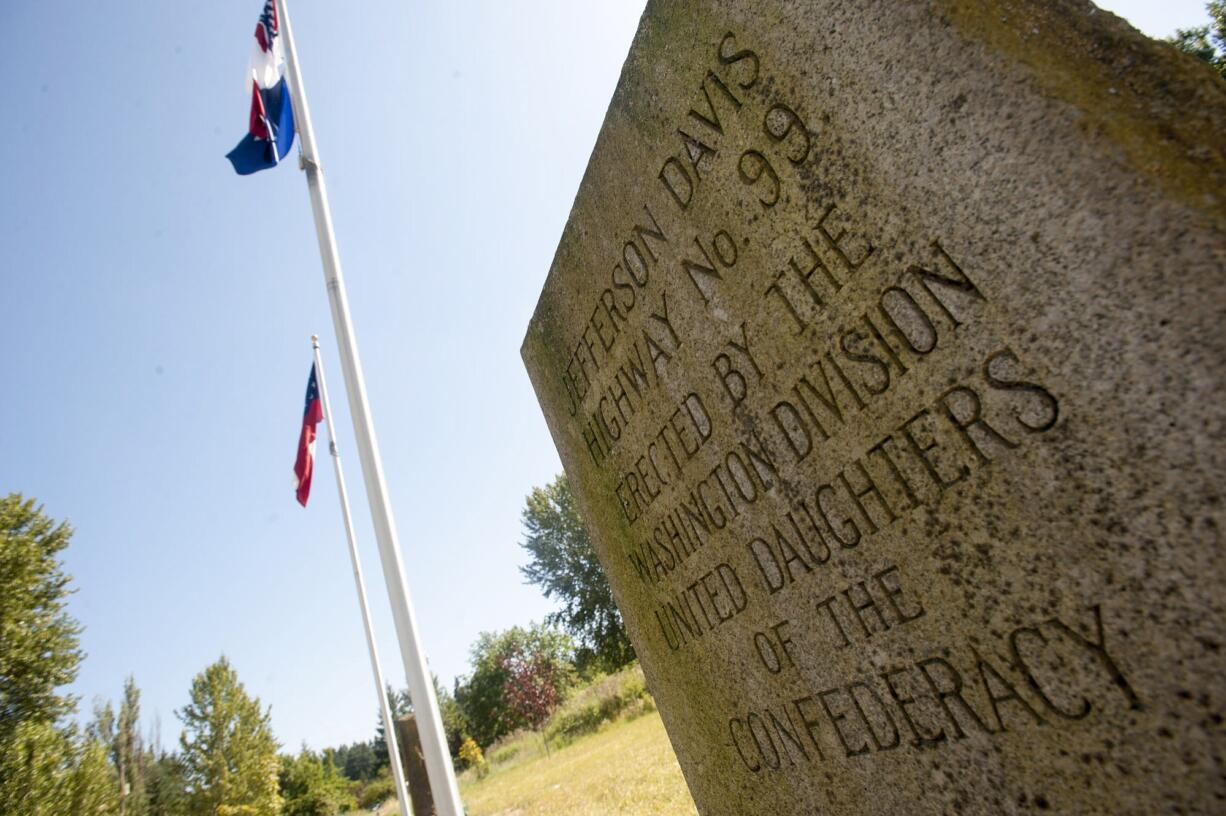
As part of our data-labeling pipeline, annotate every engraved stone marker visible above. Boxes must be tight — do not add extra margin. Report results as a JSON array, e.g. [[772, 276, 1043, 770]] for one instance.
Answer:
[[521, 2, 1226, 813]]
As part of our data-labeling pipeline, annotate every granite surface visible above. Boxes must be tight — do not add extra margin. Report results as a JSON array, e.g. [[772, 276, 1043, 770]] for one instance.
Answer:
[[522, 2, 1226, 813]]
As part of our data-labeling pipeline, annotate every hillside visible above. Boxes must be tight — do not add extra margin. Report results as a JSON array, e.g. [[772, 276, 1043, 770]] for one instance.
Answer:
[[459, 711, 697, 816]]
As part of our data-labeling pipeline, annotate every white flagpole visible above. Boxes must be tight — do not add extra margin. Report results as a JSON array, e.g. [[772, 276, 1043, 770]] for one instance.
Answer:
[[276, 2, 466, 814], [310, 336, 413, 816]]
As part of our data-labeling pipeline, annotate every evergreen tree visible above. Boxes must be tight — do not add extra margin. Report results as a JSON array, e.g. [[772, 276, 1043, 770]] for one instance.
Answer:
[[178, 656, 282, 816], [87, 697, 115, 748], [279, 749, 356, 816], [334, 740, 378, 782], [436, 681, 469, 759], [74, 708, 121, 816], [0, 494, 94, 814], [1170, 1, 1226, 79], [114, 676, 148, 816], [0, 494, 83, 742], [370, 684, 410, 774], [0, 718, 74, 815], [519, 475, 634, 672], [370, 675, 468, 770], [70, 737, 120, 815], [145, 751, 189, 816]]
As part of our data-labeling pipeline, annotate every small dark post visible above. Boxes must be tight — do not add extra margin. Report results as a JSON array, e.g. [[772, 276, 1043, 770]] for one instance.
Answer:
[[394, 714, 437, 816]]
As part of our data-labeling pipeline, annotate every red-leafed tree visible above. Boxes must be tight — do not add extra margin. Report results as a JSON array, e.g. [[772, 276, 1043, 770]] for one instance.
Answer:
[[499, 643, 570, 754], [454, 623, 575, 749], [500, 648, 561, 731]]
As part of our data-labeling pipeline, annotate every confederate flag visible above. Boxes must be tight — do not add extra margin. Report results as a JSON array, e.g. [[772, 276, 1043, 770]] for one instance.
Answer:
[[294, 364, 324, 506], [226, 0, 296, 175]]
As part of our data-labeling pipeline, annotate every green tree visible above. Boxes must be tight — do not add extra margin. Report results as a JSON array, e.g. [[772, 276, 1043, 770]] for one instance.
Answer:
[[0, 494, 83, 742], [73, 708, 121, 816], [519, 475, 634, 672], [178, 656, 282, 816], [332, 740, 378, 782], [0, 718, 74, 815], [84, 687, 150, 814], [0, 494, 100, 815], [86, 697, 115, 751], [436, 681, 469, 760], [279, 749, 356, 816], [370, 684, 410, 775], [454, 624, 575, 747], [1170, 1, 1226, 79], [114, 676, 148, 816], [0, 718, 116, 816], [355, 769, 395, 810], [145, 751, 189, 816]]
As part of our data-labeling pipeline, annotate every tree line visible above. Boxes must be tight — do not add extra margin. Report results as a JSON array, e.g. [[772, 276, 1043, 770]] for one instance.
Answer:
[[1169, 0, 1226, 78], [0, 495, 353, 815], [1, 474, 630, 814]]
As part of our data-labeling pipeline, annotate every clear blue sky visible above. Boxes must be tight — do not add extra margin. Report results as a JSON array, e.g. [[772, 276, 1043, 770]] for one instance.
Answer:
[[0, 0, 1208, 752]]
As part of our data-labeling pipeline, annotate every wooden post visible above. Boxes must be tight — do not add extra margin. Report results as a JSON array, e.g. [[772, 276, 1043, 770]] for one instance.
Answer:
[[395, 714, 438, 816]]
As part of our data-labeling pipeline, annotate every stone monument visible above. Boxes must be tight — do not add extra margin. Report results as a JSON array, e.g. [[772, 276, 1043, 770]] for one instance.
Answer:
[[522, 1, 1226, 813]]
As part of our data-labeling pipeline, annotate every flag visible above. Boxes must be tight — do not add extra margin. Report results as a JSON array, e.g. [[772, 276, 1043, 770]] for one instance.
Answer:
[[227, 0, 296, 175], [294, 363, 325, 506]]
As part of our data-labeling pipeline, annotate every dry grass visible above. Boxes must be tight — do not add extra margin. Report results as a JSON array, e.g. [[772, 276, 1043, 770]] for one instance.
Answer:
[[351, 666, 697, 816], [458, 711, 697, 816]]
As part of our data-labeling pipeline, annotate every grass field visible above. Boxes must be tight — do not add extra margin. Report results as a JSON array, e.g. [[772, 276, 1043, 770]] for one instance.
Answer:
[[351, 666, 699, 816], [457, 711, 697, 816]]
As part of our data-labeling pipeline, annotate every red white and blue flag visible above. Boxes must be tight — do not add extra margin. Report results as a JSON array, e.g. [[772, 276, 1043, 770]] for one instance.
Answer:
[[227, 0, 296, 175], [293, 364, 325, 507]]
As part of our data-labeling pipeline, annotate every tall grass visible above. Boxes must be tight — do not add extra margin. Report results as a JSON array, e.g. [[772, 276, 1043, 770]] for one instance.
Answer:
[[458, 707, 696, 816], [544, 664, 654, 746], [466, 663, 655, 778]]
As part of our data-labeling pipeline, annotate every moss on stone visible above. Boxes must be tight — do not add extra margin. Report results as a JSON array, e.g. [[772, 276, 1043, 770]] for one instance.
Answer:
[[936, 0, 1226, 221]]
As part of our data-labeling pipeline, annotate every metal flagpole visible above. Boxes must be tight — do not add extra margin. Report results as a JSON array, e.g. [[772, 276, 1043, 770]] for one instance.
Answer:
[[276, 2, 466, 813], [310, 336, 413, 816]]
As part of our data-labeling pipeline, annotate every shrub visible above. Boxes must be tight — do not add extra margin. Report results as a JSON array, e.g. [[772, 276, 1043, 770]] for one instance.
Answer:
[[544, 664, 652, 746], [356, 770, 394, 810], [279, 749, 356, 816], [458, 738, 487, 778]]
